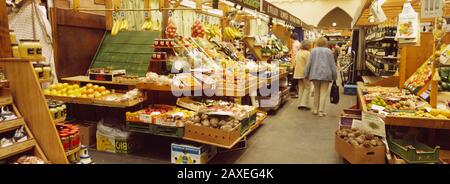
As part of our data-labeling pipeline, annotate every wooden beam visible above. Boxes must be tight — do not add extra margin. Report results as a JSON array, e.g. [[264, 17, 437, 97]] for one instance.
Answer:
[[0, 1, 12, 58], [56, 8, 106, 30]]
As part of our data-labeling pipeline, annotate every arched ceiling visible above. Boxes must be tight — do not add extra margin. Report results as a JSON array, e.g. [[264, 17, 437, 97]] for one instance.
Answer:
[[267, 0, 363, 27], [318, 7, 353, 29]]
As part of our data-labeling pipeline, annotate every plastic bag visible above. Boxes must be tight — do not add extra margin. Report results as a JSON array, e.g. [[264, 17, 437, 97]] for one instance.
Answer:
[[330, 80, 340, 104]]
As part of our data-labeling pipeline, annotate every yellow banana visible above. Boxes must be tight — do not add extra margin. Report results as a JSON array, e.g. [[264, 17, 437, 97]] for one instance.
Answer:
[[153, 20, 161, 31], [141, 21, 148, 31], [120, 19, 128, 31], [111, 20, 119, 36], [146, 20, 153, 30]]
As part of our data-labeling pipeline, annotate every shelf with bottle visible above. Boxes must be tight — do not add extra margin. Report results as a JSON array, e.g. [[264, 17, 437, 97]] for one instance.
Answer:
[[365, 60, 397, 77], [365, 19, 398, 42], [365, 52, 399, 63]]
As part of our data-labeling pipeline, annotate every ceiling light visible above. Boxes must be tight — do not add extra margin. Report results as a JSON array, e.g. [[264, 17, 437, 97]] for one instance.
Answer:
[[332, 22, 337, 27], [368, 16, 375, 23]]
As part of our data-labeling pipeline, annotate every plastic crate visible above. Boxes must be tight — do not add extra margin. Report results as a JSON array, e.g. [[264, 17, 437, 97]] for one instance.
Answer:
[[344, 84, 357, 95], [388, 137, 440, 164], [126, 122, 184, 138], [151, 124, 184, 138], [126, 121, 152, 133]]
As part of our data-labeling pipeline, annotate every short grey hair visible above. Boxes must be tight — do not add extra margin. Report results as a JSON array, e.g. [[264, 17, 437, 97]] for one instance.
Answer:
[[316, 37, 328, 47], [301, 40, 312, 50]]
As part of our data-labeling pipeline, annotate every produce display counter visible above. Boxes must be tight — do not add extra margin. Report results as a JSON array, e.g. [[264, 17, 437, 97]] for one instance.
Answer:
[[62, 76, 139, 87], [136, 82, 208, 92], [45, 95, 145, 108], [357, 82, 450, 130]]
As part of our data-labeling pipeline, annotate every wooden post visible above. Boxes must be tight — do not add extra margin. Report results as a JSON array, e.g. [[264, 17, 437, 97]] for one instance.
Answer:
[[161, 0, 169, 38], [398, 46, 407, 88], [0, 1, 12, 58], [105, 0, 113, 30], [430, 74, 439, 108]]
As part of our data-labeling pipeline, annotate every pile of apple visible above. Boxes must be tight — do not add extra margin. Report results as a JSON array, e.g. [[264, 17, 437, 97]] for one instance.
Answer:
[[191, 20, 205, 38], [165, 21, 177, 38], [44, 83, 111, 99]]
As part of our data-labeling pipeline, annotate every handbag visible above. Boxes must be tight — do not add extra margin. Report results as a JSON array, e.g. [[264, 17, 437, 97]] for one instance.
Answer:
[[330, 80, 340, 104]]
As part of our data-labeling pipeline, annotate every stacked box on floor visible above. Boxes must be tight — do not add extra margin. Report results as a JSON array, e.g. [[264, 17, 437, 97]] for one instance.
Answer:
[[171, 143, 217, 164], [96, 131, 142, 154]]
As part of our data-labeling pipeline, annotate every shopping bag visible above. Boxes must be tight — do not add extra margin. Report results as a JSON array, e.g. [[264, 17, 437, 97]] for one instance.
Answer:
[[330, 80, 340, 104]]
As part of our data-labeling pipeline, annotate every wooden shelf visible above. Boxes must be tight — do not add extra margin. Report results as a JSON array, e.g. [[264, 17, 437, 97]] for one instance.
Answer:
[[53, 117, 66, 125], [61, 76, 139, 86], [65, 145, 80, 156], [0, 89, 13, 106], [0, 118, 25, 133], [1, 58, 67, 163], [137, 82, 206, 92], [366, 53, 399, 60], [45, 95, 144, 108], [365, 61, 396, 77], [150, 45, 182, 49], [39, 78, 52, 83], [362, 76, 384, 85], [0, 80, 8, 87], [0, 139, 36, 160], [365, 36, 396, 43]]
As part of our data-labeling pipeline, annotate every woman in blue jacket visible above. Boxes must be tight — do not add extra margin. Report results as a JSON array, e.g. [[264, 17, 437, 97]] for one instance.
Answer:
[[304, 37, 337, 117]]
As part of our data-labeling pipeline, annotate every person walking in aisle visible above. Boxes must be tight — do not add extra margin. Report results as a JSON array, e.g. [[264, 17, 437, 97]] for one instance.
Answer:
[[291, 40, 312, 110], [289, 32, 301, 98], [304, 37, 337, 117]]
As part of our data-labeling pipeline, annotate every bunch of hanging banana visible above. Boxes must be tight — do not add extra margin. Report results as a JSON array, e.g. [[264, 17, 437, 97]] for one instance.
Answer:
[[120, 18, 129, 31], [141, 18, 153, 31], [223, 27, 242, 41], [111, 17, 129, 35], [111, 19, 121, 36], [205, 24, 222, 39], [153, 20, 161, 31]]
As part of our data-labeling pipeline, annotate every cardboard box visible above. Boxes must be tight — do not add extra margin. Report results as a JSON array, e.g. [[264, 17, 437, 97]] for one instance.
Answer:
[[78, 122, 97, 146], [96, 130, 141, 154], [184, 123, 241, 147], [335, 134, 386, 164], [171, 143, 217, 164], [96, 131, 116, 153]]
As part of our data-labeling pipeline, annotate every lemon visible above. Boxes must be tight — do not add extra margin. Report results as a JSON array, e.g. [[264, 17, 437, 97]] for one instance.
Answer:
[[86, 83, 94, 89], [93, 85, 100, 91]]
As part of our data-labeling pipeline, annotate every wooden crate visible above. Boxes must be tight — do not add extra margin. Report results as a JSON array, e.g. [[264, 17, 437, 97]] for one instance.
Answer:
[[184, 123, 241, 147], [93, 96, 144, 107]]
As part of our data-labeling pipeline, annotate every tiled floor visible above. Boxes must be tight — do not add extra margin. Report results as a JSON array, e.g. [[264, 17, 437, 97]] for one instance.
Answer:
[[90, 84, 356, 164]]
